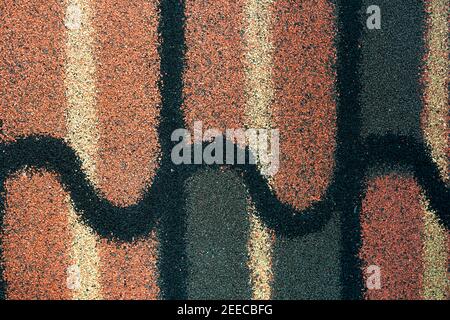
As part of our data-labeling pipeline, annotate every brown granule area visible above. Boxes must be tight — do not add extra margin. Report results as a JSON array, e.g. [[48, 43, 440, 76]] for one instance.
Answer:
[[98, 234, 160, 300], [183, 0, 247, 131], [360, 175, 425, 300], [0, 0, 67, 141], [0, 0, 70, 299], [93, 0, 161, 206], [271, 0, 337, 210], [2, 171, 72, 300], [89, 0, 161, 297]]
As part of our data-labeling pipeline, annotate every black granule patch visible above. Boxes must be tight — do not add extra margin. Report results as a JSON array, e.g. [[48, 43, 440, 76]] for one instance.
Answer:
[[360, 0, 426, 139], [185, 169, 251, 299], [273, 211, 342, 299]]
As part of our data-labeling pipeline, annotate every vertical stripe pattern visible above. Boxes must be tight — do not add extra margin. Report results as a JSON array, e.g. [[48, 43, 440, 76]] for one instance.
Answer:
[[0, 0, 71, 300], [65, 0, 99, 183], [271, 0, 337, 210], [64, 0, 103, 299], [248, 206, 274, 300], [421, 197, 449, 300], [243, 0, 275, 300], [183, 0, 246, 132], [421, 0, 449, 184], [360, 175, 424, 300], [94, 0, 161, 206], [67, 203, 102, 299], [3, 172, 72, 299], [92, 0, 161, 298]]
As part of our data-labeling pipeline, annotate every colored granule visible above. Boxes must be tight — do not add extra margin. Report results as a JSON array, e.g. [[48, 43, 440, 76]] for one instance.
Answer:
[[421, 198, 449, 300], [0, 0, 67, 141], [2, 171, 72, 300], [360, 174, 425, 300], [183, 0, 337, 210], [98, 234, 160, 300], [271, 0, 337, 210], [420, 0, 449, 184], [0, 0, 71, 300], [183, 0, 247, 132], [360, 0, 425, 139], [94, 0, 161, 206]]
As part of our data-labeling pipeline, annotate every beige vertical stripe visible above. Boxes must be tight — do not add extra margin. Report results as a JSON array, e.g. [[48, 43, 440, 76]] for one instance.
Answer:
[[64, 0, 102, 299], [421, 1, 449, 297], [67, 202, 102, 299], [243, 0, 275, 300], [65, 0, 99, 182], [243, 0, 274, 130], [421, 196, 449, 300], [422, 0, 449, 184], [248, 204, 275, 300]]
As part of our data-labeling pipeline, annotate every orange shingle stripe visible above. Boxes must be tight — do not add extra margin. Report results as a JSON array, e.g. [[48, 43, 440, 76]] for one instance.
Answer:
[[92, 0, 161, 299], [0, 0, 67, 141], [3, 172, 72, 300], [360, 175, 424, 300], [0, 0, 72, 299], [98, 236, 159, 300], [271, 0, 337, 210], [93, 0, 161, 206], [183, 0, 246, 132]]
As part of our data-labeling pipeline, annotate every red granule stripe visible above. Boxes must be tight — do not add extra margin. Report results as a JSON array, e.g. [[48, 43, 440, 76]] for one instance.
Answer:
[[98, 237, 159, 300], [0, 0, 67, 140], [93, 0, 161, 299], [2, 172, 72, 300], [0, 0, 70, 299], [183, 0, 246, 131], [271, 0, 337, 210], [94, 0, 161, 206], [360, 174, 425, 300]]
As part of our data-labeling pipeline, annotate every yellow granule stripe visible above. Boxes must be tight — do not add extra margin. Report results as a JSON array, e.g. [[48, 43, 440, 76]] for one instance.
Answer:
[[243, 0, 276, 300], [64, 0, 102, 299], [67, 201, 103, 300], [248, 205, 275, 300], [421, 196, 449, 300], [64, 0, 99, 183], [243, 0, 274, 130], [422, 0, 449, 184]]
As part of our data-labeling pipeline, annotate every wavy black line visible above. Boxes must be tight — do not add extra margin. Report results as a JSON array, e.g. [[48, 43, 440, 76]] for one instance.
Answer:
[[1, 135, 447, 237]]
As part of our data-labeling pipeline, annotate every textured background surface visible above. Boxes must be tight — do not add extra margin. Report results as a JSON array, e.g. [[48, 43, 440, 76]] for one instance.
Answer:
[[0, 0, 448, 300]]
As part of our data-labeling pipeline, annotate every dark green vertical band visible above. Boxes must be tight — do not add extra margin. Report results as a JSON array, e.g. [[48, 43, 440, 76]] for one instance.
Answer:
[[360, 0, 426, 139], [185, 169, 252, 299]]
